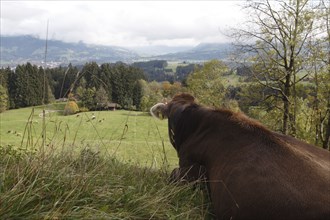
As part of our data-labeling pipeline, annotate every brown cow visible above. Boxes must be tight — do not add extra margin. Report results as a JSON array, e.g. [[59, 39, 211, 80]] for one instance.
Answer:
[[150, 93, 330, 220]]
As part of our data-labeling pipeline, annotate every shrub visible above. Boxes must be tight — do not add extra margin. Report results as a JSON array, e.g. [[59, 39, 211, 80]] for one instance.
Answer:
[[79, 106, 89, 112], [63, 101, 79, 115]]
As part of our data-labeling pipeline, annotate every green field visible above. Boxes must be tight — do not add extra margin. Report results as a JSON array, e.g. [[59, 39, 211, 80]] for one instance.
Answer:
[[166, 61, 189, 72], [0, 104, 177, 168]]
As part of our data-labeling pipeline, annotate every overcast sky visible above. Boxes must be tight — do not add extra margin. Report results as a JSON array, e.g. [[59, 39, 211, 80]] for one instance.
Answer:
[[1, 1, 246, 47]]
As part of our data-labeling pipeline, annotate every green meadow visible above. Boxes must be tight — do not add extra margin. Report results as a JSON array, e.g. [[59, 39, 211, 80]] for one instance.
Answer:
[[0, 104, 214, 219], [0, 103, 177, 167]]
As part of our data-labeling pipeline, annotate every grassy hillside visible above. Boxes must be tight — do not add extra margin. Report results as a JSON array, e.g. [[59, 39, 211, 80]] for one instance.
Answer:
[[0, 105, 215, 219]]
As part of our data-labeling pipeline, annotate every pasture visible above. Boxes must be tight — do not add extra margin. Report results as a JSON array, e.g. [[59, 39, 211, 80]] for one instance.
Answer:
[[0, 104, 214, 219], [0, 104, 178, 168]]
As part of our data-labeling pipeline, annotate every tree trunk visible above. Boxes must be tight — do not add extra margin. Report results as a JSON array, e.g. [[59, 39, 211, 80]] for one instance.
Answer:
[[283, 100, 289, 135], [314, 66, 320, 146], [282, 72, 291, 135], [323, 94, 330, 150], [291, 70, 297, 137]]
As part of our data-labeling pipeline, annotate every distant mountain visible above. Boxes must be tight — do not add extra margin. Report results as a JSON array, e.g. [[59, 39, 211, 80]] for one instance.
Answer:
[[0, 35, 140, 67], [130, 45, 193, 56], [1, 35, 234, 67], [153, 43, 233, 61]]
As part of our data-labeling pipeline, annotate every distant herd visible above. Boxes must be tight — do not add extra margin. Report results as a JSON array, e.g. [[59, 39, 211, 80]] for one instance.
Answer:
[[151, 93, 330, 220]]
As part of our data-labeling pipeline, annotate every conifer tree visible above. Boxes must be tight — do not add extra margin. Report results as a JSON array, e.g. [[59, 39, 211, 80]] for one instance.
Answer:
[[0, 85, 8, 112]]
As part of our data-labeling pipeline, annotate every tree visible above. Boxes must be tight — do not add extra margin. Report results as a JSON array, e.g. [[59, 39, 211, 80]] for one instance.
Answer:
[[95, 86, 109, 110], [169, 81, 183, 97], [0, 68, 9, 112], [0, 67, 9, 89], [99, 63, 113, 102], [187, 60, 228, 107], [81, 87, 97, 110], [110, 64, 124, 104], [7, 68, 18, 109], [13, 64, 29, 108], [82, 62, 100, 89], [232, 0, 316, 135], [138, 80, 165, 112], [320, 0, 330, 149], [307, 0, 330, 149], [132, 80, 143, 110], [9, 63, 39, 107], [175, 64, 197, 82], [161, 81, 172, 98], [109, 63, 146, 109], [48, 64, 79, 99], [0, 85, 8, 112]]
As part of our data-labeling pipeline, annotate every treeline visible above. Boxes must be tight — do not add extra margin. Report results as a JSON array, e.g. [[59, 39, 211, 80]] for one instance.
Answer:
[[0, 60, 198, 113], [0, 60, 199, 112], [0, 62, 146, 111]]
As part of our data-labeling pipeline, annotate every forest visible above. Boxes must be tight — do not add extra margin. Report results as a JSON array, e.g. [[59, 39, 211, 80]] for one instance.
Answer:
[[0, 0, 329, 150], [0, 61, 193, 111]]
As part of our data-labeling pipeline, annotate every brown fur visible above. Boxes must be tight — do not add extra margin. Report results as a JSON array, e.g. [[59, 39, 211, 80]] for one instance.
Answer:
[[161, 93, 330, 220]]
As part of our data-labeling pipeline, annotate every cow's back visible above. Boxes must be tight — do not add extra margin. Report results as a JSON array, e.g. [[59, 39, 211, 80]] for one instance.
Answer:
[[207, 132, 330, 220]]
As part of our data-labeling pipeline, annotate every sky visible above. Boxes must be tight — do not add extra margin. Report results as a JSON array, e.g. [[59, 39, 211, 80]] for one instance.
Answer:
[[1, 1, 246, 48]]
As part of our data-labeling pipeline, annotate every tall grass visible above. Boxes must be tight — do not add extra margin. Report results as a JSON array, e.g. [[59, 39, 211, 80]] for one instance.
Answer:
[[0, 146, 214, 219], [0, 107, 214, 219]]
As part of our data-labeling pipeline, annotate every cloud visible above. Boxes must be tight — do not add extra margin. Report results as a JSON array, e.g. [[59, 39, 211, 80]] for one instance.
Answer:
[[1, 1, 245, 47]]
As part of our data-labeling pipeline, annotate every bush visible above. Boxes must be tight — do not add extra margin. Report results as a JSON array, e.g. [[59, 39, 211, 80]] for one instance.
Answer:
[[79, 106, 89, 112], [63, 101, 79, 115]]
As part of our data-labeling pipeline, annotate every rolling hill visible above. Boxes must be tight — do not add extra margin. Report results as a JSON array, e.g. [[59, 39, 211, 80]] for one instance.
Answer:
[[152, 43, 233, 61]]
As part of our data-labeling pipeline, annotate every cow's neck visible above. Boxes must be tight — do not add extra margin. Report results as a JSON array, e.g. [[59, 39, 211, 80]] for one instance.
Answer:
[[169, 105, 200, 153], [168, 109, 183, 151]]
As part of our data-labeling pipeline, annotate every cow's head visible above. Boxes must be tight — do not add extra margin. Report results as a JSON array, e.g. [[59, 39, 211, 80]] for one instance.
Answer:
[[150, 93, 196, 150], [150, 93, 196, 120]]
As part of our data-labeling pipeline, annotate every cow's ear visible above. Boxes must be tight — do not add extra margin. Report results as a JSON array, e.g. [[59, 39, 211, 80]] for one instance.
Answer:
[[150, 103, 167, 120]]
